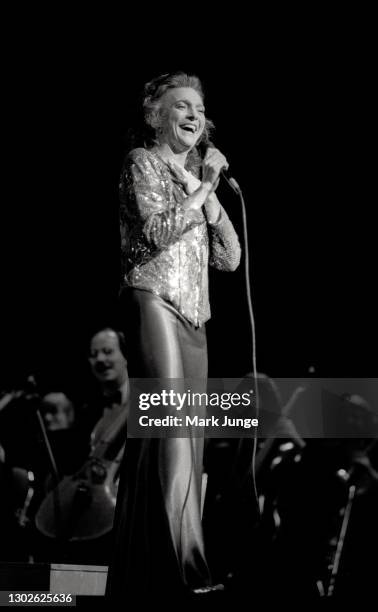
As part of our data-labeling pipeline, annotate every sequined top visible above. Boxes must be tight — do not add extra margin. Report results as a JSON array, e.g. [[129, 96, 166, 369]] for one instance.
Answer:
[[119, 147, 241, 327]]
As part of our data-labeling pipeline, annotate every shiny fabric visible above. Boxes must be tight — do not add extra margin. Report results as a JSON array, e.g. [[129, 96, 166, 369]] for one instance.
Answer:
[[107, 289, 211, 598], [119, 147, 241, 326]]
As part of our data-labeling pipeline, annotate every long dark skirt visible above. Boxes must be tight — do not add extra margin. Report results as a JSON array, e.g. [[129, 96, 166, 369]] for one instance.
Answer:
[[106, 288, 211, 600]]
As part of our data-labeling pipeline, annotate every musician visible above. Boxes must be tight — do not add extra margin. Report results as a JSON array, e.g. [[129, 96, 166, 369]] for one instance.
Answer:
[[34, 327, 130, 565], [77, 326, 130, 457], [268, 392, 378, 598], [40, 392, 75, 432], [0, 389, 42, 561], [203, 374, 306, 595], [0, 384, 39, 472]]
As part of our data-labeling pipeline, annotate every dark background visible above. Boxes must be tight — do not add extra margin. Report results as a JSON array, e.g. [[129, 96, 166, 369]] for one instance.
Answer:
[[1, 32, 376, 397], [0, 16, 376, 601]]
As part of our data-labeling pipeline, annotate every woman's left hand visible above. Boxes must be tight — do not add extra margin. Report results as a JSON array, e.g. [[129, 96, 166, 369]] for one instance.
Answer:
[[167, 160, 201, 195]]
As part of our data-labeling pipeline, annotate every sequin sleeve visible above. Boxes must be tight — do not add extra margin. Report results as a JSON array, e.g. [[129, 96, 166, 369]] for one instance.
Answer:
[[122, 148, 204, 251], [208, 206, 241, 271]]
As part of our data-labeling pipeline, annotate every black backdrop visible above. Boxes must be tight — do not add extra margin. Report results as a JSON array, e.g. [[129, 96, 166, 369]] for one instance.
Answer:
[[1, 41, 376, 396]]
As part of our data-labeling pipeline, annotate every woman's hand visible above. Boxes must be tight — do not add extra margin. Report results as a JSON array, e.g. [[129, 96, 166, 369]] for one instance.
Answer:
[[167, 150, 227, 217], [166, 160, 201, 195], [167, 147, 228, 196], [201, 147, 228, 192]]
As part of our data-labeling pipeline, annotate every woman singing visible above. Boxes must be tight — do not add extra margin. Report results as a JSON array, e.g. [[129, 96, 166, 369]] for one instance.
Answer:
[[106, 72, 241, 601]]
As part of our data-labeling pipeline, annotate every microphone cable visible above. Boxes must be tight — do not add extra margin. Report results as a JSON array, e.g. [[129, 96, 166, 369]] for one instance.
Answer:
[[200, 141, 260, 513], [223, 173, 261, 515]]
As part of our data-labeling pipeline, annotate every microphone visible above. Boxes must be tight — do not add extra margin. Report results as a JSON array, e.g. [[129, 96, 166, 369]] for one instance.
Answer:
[[198, 141, 241, 195], [221, 168, 241, 195]]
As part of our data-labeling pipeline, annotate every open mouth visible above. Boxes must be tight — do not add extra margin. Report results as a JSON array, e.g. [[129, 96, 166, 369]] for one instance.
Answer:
[[96, 365, 113, 374], [180, 124, 197, 134]]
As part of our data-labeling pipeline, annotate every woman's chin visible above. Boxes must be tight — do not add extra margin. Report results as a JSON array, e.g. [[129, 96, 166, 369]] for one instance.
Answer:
[[171, 137, 198, 153]]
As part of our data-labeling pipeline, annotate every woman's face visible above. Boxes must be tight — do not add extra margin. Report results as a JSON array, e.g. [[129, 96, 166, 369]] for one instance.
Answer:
[[157, 87, 206, 153]]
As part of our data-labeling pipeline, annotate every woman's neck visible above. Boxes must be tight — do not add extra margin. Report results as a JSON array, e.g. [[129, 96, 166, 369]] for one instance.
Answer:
[[153, 143, 188, 167]]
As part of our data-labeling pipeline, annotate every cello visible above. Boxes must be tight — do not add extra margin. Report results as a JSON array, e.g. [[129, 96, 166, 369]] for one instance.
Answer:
[[35, 405, 127, 542]]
